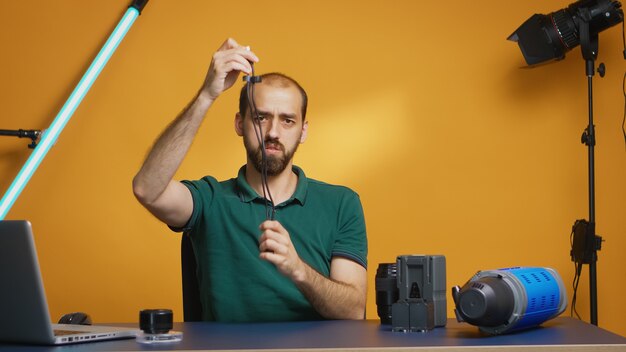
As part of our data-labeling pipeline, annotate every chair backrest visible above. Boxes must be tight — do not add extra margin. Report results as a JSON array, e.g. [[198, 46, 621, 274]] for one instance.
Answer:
[[181, 234, 202, 322]]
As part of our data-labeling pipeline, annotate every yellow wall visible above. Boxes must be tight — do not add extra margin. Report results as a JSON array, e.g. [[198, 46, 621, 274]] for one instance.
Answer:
[[1, 0, 624, 336]]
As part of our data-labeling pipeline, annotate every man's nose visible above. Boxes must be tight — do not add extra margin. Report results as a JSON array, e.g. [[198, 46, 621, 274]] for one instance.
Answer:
[[265, 117, 280, 138]]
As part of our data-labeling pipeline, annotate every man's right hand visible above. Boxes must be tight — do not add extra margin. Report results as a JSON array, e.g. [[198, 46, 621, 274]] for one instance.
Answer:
[[200, 38, 259, 102]]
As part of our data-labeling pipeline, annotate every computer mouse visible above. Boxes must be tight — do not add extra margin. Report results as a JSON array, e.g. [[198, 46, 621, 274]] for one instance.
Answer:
[[58, 312, 92, 325]]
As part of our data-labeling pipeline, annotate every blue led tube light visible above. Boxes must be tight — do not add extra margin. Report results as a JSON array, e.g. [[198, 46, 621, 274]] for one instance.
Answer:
[[0, 2, 148, 220]]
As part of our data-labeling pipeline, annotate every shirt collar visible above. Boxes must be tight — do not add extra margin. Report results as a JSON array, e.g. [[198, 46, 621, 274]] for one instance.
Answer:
[[236, 165, 308, 206]]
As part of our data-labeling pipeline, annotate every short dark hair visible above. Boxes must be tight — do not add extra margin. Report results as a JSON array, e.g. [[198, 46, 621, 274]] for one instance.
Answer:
[[238, 72, 308, 121]]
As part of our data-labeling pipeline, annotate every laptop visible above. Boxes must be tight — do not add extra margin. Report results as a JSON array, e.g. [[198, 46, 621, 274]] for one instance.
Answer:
[[0, 220, 140, 345]]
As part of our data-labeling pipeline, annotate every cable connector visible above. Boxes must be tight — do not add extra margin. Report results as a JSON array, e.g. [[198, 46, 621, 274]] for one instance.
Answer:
[[243, 75, 262, 83]]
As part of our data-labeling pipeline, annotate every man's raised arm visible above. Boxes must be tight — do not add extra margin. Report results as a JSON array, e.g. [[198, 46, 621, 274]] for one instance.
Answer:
[[132, 38, 258, 227]]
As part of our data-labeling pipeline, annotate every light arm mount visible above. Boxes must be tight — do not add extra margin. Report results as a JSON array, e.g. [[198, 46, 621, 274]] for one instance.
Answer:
[[0, 129, 43, 149]]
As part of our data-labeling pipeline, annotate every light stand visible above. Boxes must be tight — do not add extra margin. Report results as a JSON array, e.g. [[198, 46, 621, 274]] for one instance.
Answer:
[[571, 13, 605, 326], [508, 0, 623, 329]]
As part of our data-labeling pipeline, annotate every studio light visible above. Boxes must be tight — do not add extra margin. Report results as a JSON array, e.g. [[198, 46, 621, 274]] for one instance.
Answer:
[[0, 0, 148, 220], [508, 0, 623, 66], [507, 0, 624, 327]]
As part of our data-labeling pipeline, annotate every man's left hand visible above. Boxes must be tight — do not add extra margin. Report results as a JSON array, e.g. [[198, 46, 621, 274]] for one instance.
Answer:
[[258, 220, 306, 282]]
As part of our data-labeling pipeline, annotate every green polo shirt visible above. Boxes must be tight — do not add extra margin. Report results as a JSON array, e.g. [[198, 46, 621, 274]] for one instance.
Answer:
[[177, 165, 367, 322]]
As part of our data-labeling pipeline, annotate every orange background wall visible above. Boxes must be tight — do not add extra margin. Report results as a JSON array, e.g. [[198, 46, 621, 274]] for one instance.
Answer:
[[1, 0, 625, 336]]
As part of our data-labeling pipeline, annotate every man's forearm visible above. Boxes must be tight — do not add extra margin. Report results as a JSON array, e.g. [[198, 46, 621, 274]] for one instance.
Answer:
[[294, 263, 366, 320], [133, 92, 214, 203]]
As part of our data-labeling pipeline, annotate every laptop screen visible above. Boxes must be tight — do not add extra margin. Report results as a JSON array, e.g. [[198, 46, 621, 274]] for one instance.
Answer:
[[0, 220, 139, 345], [0, 220, 57, 344]]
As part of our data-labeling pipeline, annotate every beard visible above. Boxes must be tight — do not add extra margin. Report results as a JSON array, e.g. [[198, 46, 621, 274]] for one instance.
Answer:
[[244, 134, 300, 176]]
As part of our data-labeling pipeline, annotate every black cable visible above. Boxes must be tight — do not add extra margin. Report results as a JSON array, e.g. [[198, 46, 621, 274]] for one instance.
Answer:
[[570, 226, 582, 320], [622, 20, 626, 149], [246, 65, 275, 220], [622, 18, 625, 57], [571, 262, 582, 320], [622, 72, 626, 148]]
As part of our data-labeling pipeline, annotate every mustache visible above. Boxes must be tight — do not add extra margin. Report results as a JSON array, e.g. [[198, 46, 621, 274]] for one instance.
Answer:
[[262, 138, 284, 152]]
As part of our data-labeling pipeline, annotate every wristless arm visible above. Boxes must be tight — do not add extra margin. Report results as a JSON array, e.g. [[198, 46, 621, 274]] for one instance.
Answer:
[[294, 257, 367, 320], [132, 92, 213, 227]]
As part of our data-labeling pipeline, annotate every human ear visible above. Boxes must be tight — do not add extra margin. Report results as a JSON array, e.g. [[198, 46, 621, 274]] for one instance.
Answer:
[[300, 121, 308, 143], [235, 113, 244, 137]]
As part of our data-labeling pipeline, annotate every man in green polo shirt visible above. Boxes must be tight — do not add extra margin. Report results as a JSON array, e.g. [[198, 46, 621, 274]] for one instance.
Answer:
[[132, 38, 367, 322]]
